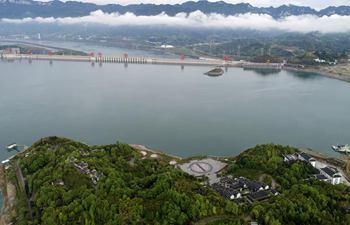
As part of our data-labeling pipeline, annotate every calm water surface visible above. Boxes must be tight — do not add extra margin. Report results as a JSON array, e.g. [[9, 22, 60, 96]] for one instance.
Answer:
[[0, 60, 349, 159]]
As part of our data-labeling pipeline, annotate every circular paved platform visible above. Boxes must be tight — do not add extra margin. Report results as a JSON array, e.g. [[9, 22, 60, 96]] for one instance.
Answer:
[[189, 162, 213, 174]]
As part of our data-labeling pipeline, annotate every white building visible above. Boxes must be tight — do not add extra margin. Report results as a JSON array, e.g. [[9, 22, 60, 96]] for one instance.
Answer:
[[314, 58, 326, 63], [160, 44, 174, 49], [320, 167, 342, 185]]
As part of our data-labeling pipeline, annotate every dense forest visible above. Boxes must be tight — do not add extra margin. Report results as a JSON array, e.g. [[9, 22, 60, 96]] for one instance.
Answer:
[[4, 137, 350, 225]]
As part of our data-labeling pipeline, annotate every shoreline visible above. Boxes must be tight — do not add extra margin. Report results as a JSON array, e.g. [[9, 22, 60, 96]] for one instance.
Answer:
[[0, 165, 16, 225], [284, 66, 350, 83]]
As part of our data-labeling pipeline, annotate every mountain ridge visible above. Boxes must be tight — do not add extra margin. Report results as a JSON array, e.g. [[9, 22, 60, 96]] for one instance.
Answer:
[[0, 0, 350, 19]]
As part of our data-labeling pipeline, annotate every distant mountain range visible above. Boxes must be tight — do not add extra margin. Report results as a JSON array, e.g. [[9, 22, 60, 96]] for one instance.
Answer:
[[0, 0, 350, 19]]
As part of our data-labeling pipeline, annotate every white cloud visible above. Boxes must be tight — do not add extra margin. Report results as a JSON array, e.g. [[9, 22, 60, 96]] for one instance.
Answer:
[[2, 10, 350, 33], [37, 0, 350, 9]]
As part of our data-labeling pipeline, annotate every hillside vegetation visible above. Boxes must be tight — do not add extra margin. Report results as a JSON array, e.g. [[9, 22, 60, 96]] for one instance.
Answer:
[[3, 137, 350, 225]]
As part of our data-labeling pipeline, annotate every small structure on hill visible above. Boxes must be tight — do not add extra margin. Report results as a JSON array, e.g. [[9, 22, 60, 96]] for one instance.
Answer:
[[320, 167, 342, 185], [298, 152, 316, 167], [69, 157, 103, 185], [247, 191, 270, 203]]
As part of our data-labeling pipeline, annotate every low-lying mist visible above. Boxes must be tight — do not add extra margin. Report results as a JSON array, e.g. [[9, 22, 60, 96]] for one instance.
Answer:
[[1, 10, 350, 33]]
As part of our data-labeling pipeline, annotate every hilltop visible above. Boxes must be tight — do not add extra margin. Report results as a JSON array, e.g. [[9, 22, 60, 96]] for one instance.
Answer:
[[1, 0, 350, 19], [0, 137, 349, 225]]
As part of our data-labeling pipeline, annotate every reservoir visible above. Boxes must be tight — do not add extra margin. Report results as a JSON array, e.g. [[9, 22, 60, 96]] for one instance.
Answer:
[[0, 60, 349, 159]]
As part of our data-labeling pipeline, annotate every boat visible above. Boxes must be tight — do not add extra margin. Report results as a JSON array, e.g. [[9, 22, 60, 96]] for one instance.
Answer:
[[204, 67, 224, 77], [332, 145, 350, 154], [6, 143, 17, 150]]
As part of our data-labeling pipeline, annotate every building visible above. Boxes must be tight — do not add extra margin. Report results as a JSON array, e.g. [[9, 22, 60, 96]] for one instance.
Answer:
[[220, 176, 246, 191], [314, 58, 326, 63], [3, 48, 20, 54], [314, 174, 329, 182], [212, 183, 241, 200], [247, 181, 269, 192], [283, 154, 298, 163], [320, 167, 342, 185], [271, 189, 279, 196], [160, 44, 174, 49], [298, 152, 316, 167], [247, 191, 270, 203]]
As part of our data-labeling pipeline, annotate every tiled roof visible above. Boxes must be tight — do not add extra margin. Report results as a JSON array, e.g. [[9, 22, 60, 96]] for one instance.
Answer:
[[247, 191, 270, 202], [315, 174, 328, 180], [299, 152, 313, 161], [321, 167, 339, 177]]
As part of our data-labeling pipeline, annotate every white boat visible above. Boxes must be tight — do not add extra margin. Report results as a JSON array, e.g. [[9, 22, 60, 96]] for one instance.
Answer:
[[1, 159, 10, 164], [332, 145, 350, 154], [6, 143, 17, 150]]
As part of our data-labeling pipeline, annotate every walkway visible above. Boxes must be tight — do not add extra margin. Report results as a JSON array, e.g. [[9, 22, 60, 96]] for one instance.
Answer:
[[15, 160, 34, 223]]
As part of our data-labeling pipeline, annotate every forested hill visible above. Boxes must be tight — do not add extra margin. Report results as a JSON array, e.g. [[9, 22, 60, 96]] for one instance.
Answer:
[[1, 137, 350, 225], [1, 0, 350, 19]]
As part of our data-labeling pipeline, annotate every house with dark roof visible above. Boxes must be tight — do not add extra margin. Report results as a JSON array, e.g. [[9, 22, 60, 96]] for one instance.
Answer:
[[298, 152, 316, 167], [212, 183, 241, 199], [233, 198, 246, 205], [314, 174, 329, 182], [247, 191, 270, 202], [320, 167, 341, 185], [283, 154, 298, 163], [220, 176, 246, 191], [212, 176, 277, 203], [247, 181, 269, 192], [271, 189, 279, 196]]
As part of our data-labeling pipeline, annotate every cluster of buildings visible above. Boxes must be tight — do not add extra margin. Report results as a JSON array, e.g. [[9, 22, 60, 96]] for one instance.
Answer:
[[212, 176, 279, 204], [0, 47, 20, 55], [314, 58, 338, 65], [69, 157, 102, 185], [79, 148, 103, 157], [283, 152, 343, 185]]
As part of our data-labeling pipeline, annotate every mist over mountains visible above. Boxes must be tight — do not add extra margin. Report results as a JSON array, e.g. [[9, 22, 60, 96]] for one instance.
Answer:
[[1, 0, 350, 19]]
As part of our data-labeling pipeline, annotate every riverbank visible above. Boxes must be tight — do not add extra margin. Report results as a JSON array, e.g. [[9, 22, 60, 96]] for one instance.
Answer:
[[284, 65, 350, 83], [0, 165, 16, 225]]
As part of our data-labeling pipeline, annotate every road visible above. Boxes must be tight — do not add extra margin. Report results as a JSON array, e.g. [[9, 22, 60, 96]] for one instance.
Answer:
[[15, 160, 34, 223]]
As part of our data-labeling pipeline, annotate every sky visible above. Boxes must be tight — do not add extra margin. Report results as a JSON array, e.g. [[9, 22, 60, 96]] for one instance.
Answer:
[[37, 0, 350, 9]]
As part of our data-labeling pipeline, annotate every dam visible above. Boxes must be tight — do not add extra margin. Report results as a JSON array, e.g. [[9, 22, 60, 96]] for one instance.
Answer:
[[0, 53, 283, 69], [1, 53, 235, 66]]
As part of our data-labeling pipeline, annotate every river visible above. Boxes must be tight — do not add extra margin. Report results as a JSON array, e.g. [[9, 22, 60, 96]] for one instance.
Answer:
[[0, 58, 349, 160]]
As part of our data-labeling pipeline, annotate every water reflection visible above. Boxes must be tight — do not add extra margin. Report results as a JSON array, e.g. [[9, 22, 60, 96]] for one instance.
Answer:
[[243, 68, 281, 76], [289, 71, 322, 81]]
